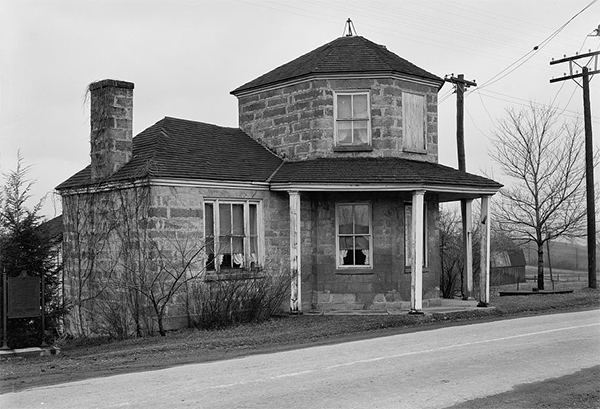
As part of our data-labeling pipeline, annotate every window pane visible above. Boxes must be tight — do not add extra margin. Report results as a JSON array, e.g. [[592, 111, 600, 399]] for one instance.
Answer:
[[353, 121, 369, 144], [206, 239, 215, 270], [232, 204, 244, 235], [232, 237, 243, 254], [353, 94, 368, 119], [219, 204, 231, 235], [249, 204, 257, 235], [355, 236, 369, 250], [219, 236, 231, 253], [354, 205, 369, 234], [339, 236, 353, 250], [338, 205, 353, 234], [205, 203, 214, 270], [337, 95, 352, 119], [337, 122, 352, 144], [204, 203, 214, 237], [354, 249, 367, 265], [342, 250, 354, 265]]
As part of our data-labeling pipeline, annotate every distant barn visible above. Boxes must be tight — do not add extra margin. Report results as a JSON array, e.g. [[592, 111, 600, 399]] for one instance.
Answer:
[[491, 249, 526, 286]]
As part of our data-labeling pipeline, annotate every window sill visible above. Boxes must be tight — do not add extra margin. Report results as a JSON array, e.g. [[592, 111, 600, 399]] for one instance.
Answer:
[[334, 145, 373, 152], [335, 268, 374, 275], [402, 148, 427, 155], [205, 269, 264, 281], [404, 266, 430, 274]]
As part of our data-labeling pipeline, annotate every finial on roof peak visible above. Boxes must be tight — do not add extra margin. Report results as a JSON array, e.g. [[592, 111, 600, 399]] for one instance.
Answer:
[[343, 18, 357, 37]]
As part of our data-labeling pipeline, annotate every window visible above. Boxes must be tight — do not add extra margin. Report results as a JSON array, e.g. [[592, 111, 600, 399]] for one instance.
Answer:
[[336, 203, 372, 268], [404, 203, 428, 268], [204, 200, 260, 272], [334, 92, 371, 147], [402, 92, 426, 152]]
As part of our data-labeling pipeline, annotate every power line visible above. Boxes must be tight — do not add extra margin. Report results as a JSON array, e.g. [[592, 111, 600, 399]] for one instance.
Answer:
[[472, 89, 600, 125], [476, 0, 598, 91]]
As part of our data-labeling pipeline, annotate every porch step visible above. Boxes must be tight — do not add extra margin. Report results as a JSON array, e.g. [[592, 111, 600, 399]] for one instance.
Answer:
[[313, 302, 365, 312]]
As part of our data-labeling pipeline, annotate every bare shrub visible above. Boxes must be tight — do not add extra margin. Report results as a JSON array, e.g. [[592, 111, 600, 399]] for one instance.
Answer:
[[191, 268, 289, 329]]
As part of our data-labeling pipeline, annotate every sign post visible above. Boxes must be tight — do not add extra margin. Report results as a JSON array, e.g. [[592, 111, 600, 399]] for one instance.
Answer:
[[1, 270, 44, 349], [1, 269, 9, 350]]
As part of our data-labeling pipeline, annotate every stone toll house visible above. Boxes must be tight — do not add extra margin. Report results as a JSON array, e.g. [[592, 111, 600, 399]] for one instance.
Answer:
[[57, 32, 501, 332]]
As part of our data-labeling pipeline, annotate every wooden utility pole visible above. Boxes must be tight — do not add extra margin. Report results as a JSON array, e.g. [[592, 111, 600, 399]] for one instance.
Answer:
[[445, 74, 477, 172], [550, 50, 600, 289], [445, 74, 477, 299]]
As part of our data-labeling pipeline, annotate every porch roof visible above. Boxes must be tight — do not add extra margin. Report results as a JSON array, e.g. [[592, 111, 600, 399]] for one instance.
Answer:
[[270, 157, 502, 201]]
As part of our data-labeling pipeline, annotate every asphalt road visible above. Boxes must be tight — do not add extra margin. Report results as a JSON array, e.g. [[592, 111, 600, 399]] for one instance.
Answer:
[[2, 310, 599, 409]]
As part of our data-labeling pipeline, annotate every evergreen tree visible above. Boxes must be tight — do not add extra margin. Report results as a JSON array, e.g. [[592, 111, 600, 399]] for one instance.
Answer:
[[0, 154, 66, 347]]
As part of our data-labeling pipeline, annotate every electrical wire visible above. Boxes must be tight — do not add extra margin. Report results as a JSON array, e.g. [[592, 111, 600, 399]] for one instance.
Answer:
[[476, 0, 598, 92]]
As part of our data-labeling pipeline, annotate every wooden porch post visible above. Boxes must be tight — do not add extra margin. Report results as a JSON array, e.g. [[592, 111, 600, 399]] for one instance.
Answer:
[[410, 190, 425, 313], [289, 191, 302, 314], [463, 199, 474, 299], [478, 195, 491, 307]]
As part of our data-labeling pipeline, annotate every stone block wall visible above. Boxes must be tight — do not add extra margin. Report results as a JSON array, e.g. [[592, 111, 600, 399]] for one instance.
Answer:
[[299, 192, 441, 311], [61, 183, 290, 335], [237, 78, 439, 162]]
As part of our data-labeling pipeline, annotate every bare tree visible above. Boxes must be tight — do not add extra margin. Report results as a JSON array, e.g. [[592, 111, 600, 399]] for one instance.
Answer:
[[120, 230, 206, 337], [490, 103, 589, 290], [439, 208, 463, 298]]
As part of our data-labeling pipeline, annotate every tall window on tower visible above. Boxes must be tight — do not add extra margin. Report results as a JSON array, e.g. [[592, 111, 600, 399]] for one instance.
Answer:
[[334, 92, 371, 147], [402, 92, 427, 152], [336, 203, 372, 268]]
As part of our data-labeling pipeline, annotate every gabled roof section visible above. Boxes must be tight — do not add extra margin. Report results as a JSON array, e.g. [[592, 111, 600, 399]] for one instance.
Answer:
[[232, 35, 443, 95], [56, 117, 283, 190]]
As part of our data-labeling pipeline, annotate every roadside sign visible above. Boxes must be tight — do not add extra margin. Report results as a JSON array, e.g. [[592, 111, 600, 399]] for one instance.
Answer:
[[7, 274, 41, 319]]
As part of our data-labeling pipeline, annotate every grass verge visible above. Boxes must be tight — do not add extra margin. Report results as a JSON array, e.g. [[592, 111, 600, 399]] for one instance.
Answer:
[[1, 287, 598, 394]]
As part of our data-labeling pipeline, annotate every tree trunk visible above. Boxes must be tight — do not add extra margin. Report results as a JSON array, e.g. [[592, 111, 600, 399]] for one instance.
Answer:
[[537, 244, 544, 290], [157, 314, 166, 337]]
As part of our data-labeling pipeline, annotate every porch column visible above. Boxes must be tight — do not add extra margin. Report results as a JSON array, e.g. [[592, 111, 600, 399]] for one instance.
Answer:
[[478, 195, 491, 307], [410, 190, 425, 313], [462, 199, 474, 299], [289, 191, 302, 314]]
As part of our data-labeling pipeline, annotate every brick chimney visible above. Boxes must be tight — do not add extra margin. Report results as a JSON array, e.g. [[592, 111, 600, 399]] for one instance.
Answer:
[[89, 79, 134, 181]]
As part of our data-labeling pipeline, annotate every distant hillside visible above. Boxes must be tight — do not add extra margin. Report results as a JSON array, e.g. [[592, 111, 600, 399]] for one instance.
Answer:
[[520, 240, 600, 272]]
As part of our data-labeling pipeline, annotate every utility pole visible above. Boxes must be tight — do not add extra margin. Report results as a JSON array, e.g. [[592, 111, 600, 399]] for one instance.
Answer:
[[445, 74, 477, 299], [445, 74, 477, 172], [550, 50, 600, 289]]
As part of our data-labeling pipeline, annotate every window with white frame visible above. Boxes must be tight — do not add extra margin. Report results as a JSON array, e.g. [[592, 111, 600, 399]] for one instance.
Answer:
[[402, 92, 426, 152], [336, 203, 372, 268], [204, 200, 260, 272], [404, 203, 428, 268], [334, 92, 371, 146]]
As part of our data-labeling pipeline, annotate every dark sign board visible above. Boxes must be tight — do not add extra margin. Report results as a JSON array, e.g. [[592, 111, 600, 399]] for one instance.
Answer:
[[7, 275, 41, 318]]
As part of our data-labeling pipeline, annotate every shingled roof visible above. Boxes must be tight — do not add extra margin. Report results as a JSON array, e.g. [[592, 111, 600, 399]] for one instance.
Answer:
[[231, 35, 443, 95], [270, 157, 502, 196], [57, 118, 501, 198], [56, 117, 283, 190]]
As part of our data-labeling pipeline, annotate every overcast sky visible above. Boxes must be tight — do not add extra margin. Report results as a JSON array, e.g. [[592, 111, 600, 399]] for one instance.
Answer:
[[1, 0, 599, 220]]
